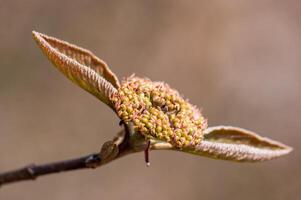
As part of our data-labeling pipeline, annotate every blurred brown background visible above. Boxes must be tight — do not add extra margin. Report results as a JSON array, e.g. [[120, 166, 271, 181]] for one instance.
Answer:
[[0, 0, 300, 199]]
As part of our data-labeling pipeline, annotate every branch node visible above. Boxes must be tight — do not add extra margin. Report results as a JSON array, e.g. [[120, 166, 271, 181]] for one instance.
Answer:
[[85, 154, 102, 169], [26, 164, 37, 180]]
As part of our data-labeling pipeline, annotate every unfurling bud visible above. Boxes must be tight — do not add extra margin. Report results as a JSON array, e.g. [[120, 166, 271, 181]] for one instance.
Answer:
[[32, 31, 292, 163], [111, 76, 207, 148]]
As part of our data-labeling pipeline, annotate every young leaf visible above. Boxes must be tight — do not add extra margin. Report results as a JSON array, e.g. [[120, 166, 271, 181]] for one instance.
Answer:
[[184, 126, 292, 162], [32, 31, 119, 109]]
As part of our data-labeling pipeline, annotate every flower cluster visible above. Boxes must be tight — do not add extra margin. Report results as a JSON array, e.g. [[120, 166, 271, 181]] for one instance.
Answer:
[[110, 76, 207, 148]]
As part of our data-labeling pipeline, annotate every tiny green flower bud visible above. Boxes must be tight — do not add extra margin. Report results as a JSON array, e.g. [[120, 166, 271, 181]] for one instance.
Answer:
[[156, 126, 162, 133]]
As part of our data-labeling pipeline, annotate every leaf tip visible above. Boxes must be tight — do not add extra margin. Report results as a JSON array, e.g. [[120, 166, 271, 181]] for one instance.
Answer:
[[32, 30, 42, 43]]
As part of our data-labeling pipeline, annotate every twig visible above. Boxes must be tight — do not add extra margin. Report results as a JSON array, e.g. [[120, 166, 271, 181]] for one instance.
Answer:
[[0, 153, 101, 187], [0, 127, 174, 187], [0, 129, 133, 187]]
